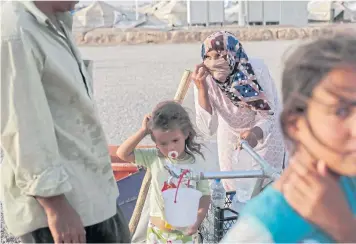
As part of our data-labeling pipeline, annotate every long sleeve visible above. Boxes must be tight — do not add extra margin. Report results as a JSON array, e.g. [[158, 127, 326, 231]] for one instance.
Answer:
[[1, 37, 72, 197], [193, 85, 219, 137], [253, 61, 281, 141]]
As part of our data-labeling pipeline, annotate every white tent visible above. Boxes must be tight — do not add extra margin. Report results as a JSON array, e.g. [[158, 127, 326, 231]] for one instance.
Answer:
[[307, 1, 345, 22], [138, 0, 187, 26], [153, 0, 187, 26], [342, 1, 356, 22], [73, 1, 123, 29], [139, 0, 170, 15], [224, 1, 239, 23]]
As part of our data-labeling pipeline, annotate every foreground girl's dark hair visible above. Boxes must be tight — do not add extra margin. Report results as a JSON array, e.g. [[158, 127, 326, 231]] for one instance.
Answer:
[[280, 32, 356, 146]]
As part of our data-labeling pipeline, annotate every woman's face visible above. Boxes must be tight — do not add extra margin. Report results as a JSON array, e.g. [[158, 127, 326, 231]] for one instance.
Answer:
[[291, 67, 356, 176], [205, 50, 225, 60], [204, 50, 231, 83]]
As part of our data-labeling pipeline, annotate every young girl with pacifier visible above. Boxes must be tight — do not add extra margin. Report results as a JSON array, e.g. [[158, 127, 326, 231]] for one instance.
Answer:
[[117, 101, 211, 244]]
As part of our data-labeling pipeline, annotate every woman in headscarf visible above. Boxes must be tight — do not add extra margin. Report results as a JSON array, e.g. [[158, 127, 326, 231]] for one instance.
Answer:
[[222, 31, 356, 243], [192, 31, 286, 202]]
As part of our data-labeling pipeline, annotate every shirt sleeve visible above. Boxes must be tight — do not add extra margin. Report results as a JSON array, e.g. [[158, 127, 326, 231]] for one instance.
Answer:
[[253, 60, 281, 141], [133, 148, 158, 168], [1, 37, 72, 197], [193, 85, 219, 137]]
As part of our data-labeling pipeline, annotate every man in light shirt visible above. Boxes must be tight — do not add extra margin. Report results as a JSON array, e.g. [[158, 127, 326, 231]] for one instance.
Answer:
[[1, 1, 130, 243]]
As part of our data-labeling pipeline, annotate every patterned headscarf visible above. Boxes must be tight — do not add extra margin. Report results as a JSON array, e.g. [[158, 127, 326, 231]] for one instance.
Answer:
[[201, 31, 271, 111]]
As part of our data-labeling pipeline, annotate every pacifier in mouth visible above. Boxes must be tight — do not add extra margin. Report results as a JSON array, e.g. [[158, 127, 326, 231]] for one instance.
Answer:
[[168, 151, 178, 159]]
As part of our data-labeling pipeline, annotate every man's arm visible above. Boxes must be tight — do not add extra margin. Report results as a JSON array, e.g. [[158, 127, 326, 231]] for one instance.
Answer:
[[1, 36, 86, 243], [1, 37, 71, 204]]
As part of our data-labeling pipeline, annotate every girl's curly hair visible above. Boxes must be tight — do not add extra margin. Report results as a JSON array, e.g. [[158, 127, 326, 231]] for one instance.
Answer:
[[149, 101, 204, 160]]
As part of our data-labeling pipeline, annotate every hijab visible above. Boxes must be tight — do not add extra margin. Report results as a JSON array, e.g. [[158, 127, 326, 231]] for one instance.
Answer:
[[201, 31, 271, 111]]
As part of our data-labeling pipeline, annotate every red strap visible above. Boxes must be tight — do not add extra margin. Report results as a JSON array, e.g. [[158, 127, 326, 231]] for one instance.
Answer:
[[174, 169, 190, 203]]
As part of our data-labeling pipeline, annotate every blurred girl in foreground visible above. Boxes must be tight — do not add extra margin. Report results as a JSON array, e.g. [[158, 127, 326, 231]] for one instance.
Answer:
[[222, 32, 356, 242]]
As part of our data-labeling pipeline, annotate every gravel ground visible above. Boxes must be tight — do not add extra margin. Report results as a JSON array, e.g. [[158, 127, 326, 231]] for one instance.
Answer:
[[1, 40, 299, 242]]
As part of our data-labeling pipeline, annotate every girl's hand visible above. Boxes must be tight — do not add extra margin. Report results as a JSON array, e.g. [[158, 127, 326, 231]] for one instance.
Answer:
[[185, 224, 199, 236], [192, 63, 209, 91], [282, 160, 355, 242], [141, 114, 151, 135]]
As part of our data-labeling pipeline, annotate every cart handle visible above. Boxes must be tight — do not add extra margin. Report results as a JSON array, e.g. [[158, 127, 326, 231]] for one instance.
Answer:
[[164, 140, 281, 181]]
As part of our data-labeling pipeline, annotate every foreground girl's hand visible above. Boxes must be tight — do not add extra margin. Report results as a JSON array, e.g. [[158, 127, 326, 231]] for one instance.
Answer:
[[282, 160, 356, 242]]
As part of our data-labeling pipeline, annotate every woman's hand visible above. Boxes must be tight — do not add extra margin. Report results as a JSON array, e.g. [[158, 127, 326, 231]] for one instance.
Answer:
[[141, 114, 151, 135], [192, 63, 209, 91], [240, 131, 257, 148], [282, 160, 356, 242], [240, 126, 263, 148]]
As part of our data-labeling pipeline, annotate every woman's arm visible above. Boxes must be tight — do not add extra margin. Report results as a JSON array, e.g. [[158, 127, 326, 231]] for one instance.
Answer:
[[194, 85, 219, 137], [252, 59, 281, 140], [197, 83, 213, 115], [192, 64, 219, 137]]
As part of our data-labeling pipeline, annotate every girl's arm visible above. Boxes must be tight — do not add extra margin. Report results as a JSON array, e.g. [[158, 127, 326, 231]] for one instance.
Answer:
[[116, 128, 147, 162], [328, 217, 356, 243], [116, 114, 150, 162], [186, 195, 211, 236], [196, 195, 211, 226]]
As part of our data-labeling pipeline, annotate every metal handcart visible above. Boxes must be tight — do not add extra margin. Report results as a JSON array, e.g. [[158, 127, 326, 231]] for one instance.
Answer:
[[164, 140, 282, 243]]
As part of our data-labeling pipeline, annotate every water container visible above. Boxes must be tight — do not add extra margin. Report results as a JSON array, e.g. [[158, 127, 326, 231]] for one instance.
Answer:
[[211, 179, 226, 208]]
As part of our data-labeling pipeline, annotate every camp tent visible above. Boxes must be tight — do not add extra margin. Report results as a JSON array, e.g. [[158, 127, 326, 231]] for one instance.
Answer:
[[139, 0, 187, 27], [307, 0, 352, 22], [154, 0, 187, 26], [73, 1, 123, 29], [225, 1, 239, 24]]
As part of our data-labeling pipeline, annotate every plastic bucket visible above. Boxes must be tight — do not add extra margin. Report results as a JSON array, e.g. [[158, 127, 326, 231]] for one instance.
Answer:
[[162, 188, 202, 227]]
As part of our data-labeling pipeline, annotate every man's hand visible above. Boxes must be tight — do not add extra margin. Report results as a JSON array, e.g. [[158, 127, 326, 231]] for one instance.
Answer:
[[282, 160, 356, 243], [36, 195, 86, 243]]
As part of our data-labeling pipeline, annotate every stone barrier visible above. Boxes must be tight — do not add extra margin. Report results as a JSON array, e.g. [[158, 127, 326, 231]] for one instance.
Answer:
[[74, 24, 356, 46]]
